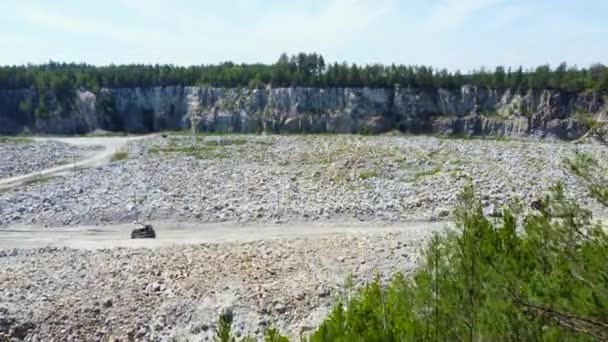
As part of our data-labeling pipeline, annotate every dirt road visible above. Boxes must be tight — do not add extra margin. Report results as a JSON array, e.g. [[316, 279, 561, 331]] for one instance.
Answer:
[[0, 220, 448, 250], [0, 135, 152, 190]]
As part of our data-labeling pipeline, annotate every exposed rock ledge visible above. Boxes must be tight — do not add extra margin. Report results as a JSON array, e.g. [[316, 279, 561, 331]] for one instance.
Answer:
[[0, 86, 606, 139]]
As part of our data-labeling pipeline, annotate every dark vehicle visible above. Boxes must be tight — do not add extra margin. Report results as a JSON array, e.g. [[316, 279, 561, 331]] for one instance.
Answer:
[[131, 224, 156, 239]]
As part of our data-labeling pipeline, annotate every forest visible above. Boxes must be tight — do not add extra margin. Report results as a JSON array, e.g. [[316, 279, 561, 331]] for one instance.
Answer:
[[0, 53, 607, 95]]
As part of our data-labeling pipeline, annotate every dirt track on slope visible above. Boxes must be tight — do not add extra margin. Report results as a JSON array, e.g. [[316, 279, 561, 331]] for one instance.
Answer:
[[0, 135, 152, 190]]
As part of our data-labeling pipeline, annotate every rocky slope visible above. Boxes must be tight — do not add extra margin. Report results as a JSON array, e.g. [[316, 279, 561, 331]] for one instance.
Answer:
[[0, 228, 440, 341], [0, 139, 100, 179], [1, 135, 607, 228], [1, 86, 606, 138], [1, 134, 607, 341]]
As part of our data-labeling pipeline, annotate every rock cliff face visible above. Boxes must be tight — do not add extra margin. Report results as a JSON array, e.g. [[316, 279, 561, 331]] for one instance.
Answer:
[[0, 85, 606, 138]]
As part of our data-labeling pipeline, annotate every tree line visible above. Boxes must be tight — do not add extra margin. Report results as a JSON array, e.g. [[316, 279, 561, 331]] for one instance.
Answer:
[[1, 53, 607, 95]]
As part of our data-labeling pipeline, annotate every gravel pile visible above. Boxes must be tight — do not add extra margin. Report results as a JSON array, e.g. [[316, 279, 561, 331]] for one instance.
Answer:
[[0, 140, 101, 179], [1, 135, 606, 228], [0, 228, 439, 341]]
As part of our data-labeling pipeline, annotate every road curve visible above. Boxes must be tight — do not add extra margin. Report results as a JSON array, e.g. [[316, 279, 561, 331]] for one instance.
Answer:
[[0, 135, 153, 190]]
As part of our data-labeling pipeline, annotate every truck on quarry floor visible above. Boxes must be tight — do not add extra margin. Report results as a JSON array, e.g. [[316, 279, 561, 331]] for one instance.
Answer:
[[131, 223, 156, 239]]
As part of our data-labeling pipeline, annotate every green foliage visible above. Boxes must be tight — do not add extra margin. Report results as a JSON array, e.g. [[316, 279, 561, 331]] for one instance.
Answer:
[[0, 136, 33, 144], [200, 154, 608, 341], [413, 165, 443, 181], [308, 178, 608, 341], [97, 92, 117, 117], [264, 328, 289, 342], [29, 69, 77, 117], [567, 152, 608, 207], [215, 310, 235, 342], [34, 100, 50, 118], [213, 310, 288, 342], [574, 111, 598, 129], [18, 99, 32, 113], [1, 58, 607, 95], [359, 169, 379, 180], [204, 138, 247, 147], [248, 78, 265, 89], [153, 138, 246, 159], [157, 144, 217, 159], [111, 151, 129, 162], [23, 175, 53, 186], [238, 338, 257, 342]]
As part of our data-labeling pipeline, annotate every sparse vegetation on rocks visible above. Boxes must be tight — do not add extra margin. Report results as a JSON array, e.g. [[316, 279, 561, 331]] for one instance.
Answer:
[[0, 136, 33, 144], [111, 151, 129, 162], [1, 135, 608, 227], [1, 135, 608, 340], [203, 153, 608, 341]]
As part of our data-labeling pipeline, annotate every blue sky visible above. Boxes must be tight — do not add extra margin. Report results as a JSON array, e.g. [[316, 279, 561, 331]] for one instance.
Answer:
[[1, 0, 606, 70]]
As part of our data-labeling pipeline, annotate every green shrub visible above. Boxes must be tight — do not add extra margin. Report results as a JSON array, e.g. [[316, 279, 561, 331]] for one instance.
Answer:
[[264, 328, 289, 342], [308, 153, 608, 341], [148, 146, 160, 154], [359, 169, 378, 180], [309, 184, 607, 341], [212, 152, 608, 341], [567, 152, 608, 207], [215, 310, 234, 342], [213, 309, 288, 342], [35, 106, 50, 118], [18, 99, 32, 113], [413, 165, 442, 181], [248, 78, 264, 89], [111, 151, 129, 161]]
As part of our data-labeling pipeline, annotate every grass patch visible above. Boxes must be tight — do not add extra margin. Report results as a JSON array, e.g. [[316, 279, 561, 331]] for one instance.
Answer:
[[23, 175, 53, 186], [167, 130, 195, 136], [148, 145, 161, 154], [413, 165, 443, 181], [251, 139, 275, 146], [167, 130, 247, 137], [437, 133, 513, 142], [164, 145, 210, 153], [359, 169, 379, 180], [85, 131, 129, 137], [203, 138, 247, 147], [154, 144, 227, 159], [151, 136, 250, 159], [0, 136, 34, 144], [111, 151, 129, 162]]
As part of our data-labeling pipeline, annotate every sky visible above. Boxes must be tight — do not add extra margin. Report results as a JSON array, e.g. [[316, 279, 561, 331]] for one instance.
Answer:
[[1, 0, 606, 71]]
